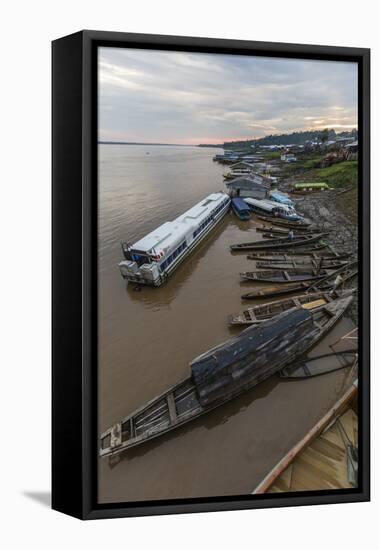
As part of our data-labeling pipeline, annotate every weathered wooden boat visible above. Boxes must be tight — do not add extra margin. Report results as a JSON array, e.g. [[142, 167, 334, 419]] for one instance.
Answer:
[[230, 233, 327, 251], [255, 258, 348, 270], [252, 380, 358, 493], [228, 289, 353, 326], [240, 267, 332, 283], [262, 230, 330, 240], [99, 296, 352, 457], [280, 349, 357, 378], [256, 225, 318, 236], [256, 214, 311, 228], [241, 262, 357, 300], [247, 250, 351, 261]]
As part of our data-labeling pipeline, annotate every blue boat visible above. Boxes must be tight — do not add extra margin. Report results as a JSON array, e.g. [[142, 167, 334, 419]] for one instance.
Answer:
[[231, 197, 251, 221], [270, 191, 294, 207]]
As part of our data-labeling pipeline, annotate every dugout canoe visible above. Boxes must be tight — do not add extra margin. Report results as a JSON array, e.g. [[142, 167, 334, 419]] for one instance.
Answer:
[[99, 296, 352, 457], [241, 262, 357, 300], [228, 289, 353, 326], [262, 230, 329, 240], [240, 268, 331, 283], [256, 225, 314, 235], [230, 233, 327, 251], [247, 250, 351, 261], [255, 258, 348, 270], [280, 349, 358, 378], [256, 214, 311, 228]]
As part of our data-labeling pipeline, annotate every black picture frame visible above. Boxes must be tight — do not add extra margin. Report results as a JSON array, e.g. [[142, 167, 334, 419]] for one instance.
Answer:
[[52, 30, 370, 520]]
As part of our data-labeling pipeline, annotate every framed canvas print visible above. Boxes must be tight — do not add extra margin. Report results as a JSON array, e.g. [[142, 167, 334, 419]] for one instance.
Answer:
[[52, 30, 370, 519]]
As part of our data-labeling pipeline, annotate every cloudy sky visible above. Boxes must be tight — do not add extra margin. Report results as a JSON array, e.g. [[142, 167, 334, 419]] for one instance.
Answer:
[[99, 47, 358, 145]]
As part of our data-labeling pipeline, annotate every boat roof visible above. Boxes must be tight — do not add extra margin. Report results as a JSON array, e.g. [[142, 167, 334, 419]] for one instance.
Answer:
[[231, 197, 250, 211], [244, 197, 295, 213], [270, 192, 293, 205], [131, 192, 229, 254]]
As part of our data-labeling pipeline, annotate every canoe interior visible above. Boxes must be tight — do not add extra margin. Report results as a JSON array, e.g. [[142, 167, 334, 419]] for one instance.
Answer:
[[229, 292, 337, 325], [241, 263, 357, 300], [241, 268, 331, 283], [247, 247, 347, 261], [252, 254, 350, 263], [267, 405, 358, 492], [255, 259, 348, 270], [100, 377, 203, 456], [231, 233, 326, 251]]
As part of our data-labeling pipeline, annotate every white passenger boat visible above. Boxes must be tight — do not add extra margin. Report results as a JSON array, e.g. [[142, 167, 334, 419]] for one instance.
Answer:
[[244, 197, 303, 221], [119, 192, 231, 286]]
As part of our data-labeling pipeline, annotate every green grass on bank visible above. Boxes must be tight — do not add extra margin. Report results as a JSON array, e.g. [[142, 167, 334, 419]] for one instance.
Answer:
[[304, 161, 358, 188], [283, 159, 358, 188]]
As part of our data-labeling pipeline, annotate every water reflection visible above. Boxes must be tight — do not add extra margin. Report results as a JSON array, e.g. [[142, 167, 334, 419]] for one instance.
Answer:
[[109, 375, 279, 469]]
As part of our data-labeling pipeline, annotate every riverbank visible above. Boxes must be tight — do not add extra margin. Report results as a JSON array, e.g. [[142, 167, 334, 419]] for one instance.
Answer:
[[291, 187, 358, 324]]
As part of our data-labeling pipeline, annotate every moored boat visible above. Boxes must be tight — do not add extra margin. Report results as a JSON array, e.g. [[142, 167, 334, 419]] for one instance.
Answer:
[[247, 250, 351, 261], [240, 268, 332, 283], [280, 349, 357, 378], [99, 296, 353, 457], [241, 262, 357, 299], [261, 230, 329, 240], [231, 197, 251, 221], [119, 192, 230, 286], [256, 214, 311, 228], [244, 197, 304, 222], [230, 232, 327, 251], [256, 225, 315, 235], [255, 258, 348, 270], [228, 289, 353, 326]]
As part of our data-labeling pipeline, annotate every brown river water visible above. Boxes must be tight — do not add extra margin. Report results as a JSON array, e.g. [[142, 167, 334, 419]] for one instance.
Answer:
[[98, 144, 355, 503]]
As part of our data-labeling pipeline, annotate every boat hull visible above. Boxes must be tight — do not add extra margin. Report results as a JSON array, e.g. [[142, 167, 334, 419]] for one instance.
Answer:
[[230, 233, 327, 251], [256, 214, 311, 228], [229, 290, 351, 325], [240, 268, 331, 283]]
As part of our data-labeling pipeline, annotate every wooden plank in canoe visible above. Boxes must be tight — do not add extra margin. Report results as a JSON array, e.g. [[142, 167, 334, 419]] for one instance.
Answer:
[[301, 298, 327, 310], [167, 393, 178, 422]]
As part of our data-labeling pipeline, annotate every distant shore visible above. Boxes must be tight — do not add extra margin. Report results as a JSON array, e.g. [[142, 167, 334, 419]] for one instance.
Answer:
[[98, 141, 222, 148]]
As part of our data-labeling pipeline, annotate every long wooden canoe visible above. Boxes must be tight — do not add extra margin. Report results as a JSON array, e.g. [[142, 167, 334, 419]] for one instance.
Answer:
[[261, 230, 329, 240], [255, 258, 348, 270], [241, 262, 357, 300], [230, 233, 327, 251], [240, 268, 332, 283], [256, 214, 311, 228], [256, 225, 317, 235], [280, 350, 358, 378], [248, 250, 351, 261], [252, 380, 358, 493], [228, 289, 353, 326], [99, 296, 353, 457]]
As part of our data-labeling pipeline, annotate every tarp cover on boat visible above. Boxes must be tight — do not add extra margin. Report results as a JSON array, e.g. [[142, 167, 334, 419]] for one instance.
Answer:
[[190, 307, 314, 407]]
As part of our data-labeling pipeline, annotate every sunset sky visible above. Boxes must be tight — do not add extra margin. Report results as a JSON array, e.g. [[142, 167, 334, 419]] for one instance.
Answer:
[[99, 47, 358, 145]]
